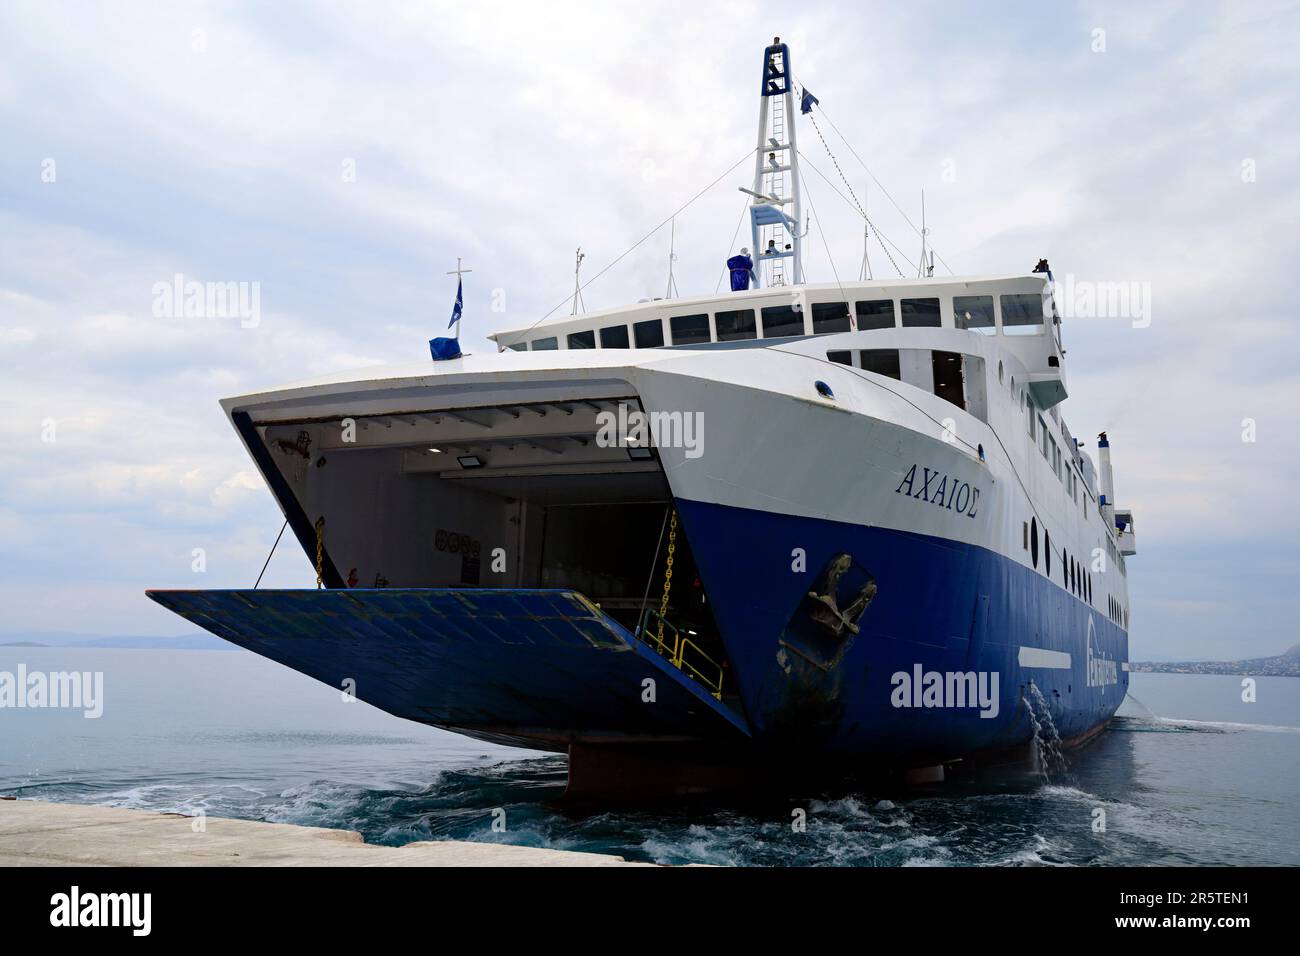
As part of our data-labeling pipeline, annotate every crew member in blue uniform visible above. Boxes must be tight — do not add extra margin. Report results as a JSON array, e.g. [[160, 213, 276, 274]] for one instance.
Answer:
[[727, 247, 757, 291]]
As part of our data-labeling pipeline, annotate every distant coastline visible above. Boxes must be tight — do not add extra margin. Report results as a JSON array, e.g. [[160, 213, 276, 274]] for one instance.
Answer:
[[1130, 644, 1300, 678]]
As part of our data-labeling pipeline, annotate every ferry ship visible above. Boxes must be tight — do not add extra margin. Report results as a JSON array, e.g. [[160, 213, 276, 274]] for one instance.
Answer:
[[149, 39, 1137, 796]]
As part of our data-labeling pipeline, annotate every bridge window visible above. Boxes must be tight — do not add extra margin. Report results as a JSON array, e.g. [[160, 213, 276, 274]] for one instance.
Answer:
[[812, 301, 851, 334], [715, 308, 757, 341], [506, 342, 527, 352], [900, 297, 941, 328], [761, 304, 804, 338], [1001, 293, 1044, 335], [931, 350, 965, 408], [860, 348, 901, 380], [954, 295, 995, 334], [670, 313, 710, 345], [855, 299, 895, 329], [599, 324, 630, 348], [531, 336, 558, 351], [827, 350, 852, 365], [634, 318, 665, 348], [567, 330, 596, 349]]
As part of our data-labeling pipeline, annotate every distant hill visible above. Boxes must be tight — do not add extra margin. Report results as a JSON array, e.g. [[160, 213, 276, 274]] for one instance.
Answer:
[[0, 632, 231, 651], [1131, 644, 1300, 677]]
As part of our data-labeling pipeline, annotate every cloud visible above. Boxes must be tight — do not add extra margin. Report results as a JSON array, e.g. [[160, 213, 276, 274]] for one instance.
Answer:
[[1, 0, 1297, 656]]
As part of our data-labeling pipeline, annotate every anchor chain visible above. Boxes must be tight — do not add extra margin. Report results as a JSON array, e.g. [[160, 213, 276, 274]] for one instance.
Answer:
[[314, 517, 325, 589], [656, 510, 678, 661]]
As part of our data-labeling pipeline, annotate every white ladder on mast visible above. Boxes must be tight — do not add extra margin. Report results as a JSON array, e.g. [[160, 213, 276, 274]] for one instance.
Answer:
[[744, 37, 803, 289], [768, 90, 787, 285]]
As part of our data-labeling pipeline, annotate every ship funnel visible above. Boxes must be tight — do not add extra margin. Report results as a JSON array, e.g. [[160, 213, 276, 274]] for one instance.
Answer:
[[1097, 432, 1115, 528]]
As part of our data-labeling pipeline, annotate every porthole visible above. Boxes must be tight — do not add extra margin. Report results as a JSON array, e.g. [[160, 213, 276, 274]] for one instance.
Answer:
[[998, 360, 1004, 384], [1030, 518, 1039, 568], [1044, 532, 1051, 577]]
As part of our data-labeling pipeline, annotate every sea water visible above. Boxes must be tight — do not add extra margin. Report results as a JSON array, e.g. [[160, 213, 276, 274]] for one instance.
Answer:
[[2, 647, 1297, 866]]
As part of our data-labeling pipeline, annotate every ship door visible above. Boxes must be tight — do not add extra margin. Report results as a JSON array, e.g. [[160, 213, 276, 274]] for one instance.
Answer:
[[932, 351, 965, 410]]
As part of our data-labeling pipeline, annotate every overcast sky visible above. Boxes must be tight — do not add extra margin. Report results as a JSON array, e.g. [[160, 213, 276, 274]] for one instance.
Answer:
[[2, 1, 1297, 659]]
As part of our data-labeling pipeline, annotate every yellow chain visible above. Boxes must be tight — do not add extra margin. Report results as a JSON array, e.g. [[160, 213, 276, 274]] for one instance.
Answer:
[[656, 510, 677, 658], [314, 517, 325, 589]]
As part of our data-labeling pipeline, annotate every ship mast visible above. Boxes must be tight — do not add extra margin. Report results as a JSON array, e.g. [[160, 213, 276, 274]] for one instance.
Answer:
[[745, 37, 803, 288]]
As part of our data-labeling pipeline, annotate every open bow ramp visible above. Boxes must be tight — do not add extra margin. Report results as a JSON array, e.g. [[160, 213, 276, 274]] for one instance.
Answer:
[[145, 588, 751, 754]]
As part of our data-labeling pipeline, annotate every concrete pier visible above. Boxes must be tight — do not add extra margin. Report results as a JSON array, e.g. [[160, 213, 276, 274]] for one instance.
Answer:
[[0, 799, 649, 867]]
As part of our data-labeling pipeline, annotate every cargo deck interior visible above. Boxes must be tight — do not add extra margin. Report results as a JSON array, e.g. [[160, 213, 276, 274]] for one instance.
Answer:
[[244, 395, 731, 699]]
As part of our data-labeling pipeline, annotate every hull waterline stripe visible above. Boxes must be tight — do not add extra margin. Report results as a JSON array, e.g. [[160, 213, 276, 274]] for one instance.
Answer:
[[1017, 646, 1072, 669]]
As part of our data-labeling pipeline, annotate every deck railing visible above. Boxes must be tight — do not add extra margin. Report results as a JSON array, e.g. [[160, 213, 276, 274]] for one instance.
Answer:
[[636, 608, 725, 701]]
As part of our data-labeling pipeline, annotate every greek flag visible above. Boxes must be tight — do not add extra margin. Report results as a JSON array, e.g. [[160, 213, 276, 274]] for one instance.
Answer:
[[449, 277, 463, 330]]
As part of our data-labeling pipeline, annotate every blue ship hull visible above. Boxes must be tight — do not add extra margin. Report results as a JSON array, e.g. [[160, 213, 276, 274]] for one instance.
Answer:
[[674, 498, 1128, 761], [149, 497, 1126, 790]]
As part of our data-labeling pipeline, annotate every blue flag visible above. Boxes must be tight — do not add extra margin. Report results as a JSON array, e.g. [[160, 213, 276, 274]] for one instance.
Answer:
[[801, 87, 818, 115], [449, 278, 463, 330], [430, 276, 465, 361]]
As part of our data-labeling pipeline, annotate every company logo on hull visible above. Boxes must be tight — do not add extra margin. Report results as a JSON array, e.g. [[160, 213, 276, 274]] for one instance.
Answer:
[[1086, 617, 1119, 689], [894, 464, 982, 518]]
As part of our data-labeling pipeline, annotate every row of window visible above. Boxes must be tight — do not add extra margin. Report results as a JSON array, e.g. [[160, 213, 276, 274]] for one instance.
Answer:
[[515, 293, 1046, 352], [1108, 595, 1129, 629], [1017, 380, 1121, 573], [1102, 534, 1127, 577], [827, 348, 901, 379], [827, 347, 976, 417], [1025, 517, 1095, 606]]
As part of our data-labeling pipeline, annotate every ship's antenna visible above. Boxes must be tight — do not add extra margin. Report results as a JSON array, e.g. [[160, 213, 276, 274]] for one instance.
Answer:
[[665, 217, 680, 299], [570, 246, 586, 315], [918, 190, 927, 278], [858, 183, 873, 280], [917, 191, 935, 278]]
